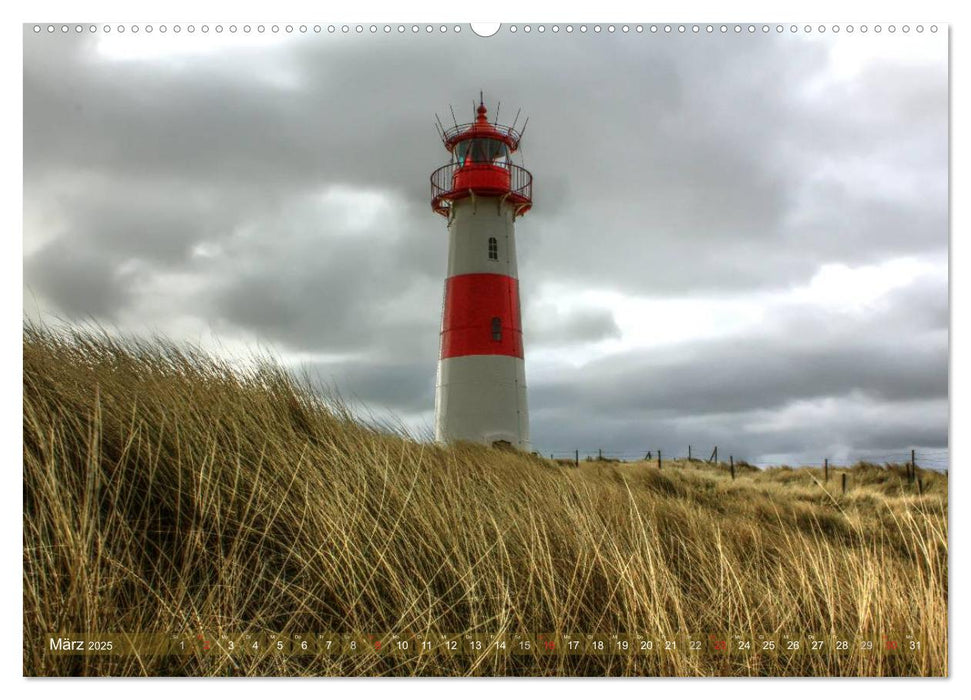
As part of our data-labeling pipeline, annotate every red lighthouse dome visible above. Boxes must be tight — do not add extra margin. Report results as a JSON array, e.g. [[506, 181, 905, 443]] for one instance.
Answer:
[[431, 97, 533, 218]]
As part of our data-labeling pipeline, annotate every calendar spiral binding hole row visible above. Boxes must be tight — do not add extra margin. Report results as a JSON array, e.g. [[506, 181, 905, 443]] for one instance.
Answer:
[[31, 23, 940, 36]]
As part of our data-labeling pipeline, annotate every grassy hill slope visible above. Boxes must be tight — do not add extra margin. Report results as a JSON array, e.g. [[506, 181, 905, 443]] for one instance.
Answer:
[[23, 324, 947, 676]]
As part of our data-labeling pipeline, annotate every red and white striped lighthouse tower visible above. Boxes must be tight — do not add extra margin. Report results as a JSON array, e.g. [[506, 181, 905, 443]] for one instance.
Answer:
[[430, 96, 533, 450]]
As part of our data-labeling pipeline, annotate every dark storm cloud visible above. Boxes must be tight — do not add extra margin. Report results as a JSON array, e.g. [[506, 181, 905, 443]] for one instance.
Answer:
[[23, 27, 948, 464]]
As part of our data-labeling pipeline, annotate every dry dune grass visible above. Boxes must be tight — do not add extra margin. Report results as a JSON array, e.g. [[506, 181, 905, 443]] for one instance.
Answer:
[[23, 323, 948, 676]]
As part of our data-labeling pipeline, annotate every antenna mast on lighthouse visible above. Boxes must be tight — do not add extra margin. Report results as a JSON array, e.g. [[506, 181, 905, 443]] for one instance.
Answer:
[[429, 95, 533, 450]]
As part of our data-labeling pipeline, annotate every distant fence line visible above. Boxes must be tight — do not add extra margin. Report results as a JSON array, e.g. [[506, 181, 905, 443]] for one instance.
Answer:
[[541, 447, 949, 475]]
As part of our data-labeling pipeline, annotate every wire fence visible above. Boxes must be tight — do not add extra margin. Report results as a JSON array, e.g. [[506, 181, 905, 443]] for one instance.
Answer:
[[540, 446, 950, 473]]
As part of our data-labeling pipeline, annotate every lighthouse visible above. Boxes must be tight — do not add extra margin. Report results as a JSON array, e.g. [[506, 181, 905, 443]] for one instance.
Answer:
[[430, 96, 533, 450]]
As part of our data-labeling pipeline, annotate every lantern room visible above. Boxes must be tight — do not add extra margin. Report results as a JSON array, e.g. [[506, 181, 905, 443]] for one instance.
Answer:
[[431, 98, 533, 218]]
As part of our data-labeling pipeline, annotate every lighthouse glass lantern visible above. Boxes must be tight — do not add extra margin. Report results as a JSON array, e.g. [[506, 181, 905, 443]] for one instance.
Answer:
[[430, 97, 533, 450]]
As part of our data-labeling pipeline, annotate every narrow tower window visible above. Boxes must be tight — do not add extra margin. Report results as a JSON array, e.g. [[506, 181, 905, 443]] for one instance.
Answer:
[[491, 317, 502, 342], [488, 237, 498, 260]]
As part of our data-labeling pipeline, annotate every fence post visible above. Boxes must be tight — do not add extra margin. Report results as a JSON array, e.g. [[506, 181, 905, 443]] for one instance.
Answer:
[[824, 458, 829, 483], [598, 448, 602, 461], [714, 446, 718, 464], [730, 455, 735, 480], [911, 449, 916, 484], [575, 449, 579, 468], [658, 449, 662, 470], [688, 445, 692, 461], [917, 478, 924, 497], [841, 473, 847, 495]]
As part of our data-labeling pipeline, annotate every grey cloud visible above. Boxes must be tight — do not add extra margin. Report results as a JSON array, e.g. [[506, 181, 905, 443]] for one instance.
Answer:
[[530, 395, 947, 466], [533, 337, 946, 418], [205, 207, 443, 354], [301, 357, 437, 416], [24, 244, 131, 320], [528, 275, 948, 458], [525, 303, 621, 346], [24, 31, 947, 300], [537, 273, 948, 410]]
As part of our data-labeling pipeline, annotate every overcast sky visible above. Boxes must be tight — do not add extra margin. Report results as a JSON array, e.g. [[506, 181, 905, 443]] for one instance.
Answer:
[[22, 24, 948, 467]]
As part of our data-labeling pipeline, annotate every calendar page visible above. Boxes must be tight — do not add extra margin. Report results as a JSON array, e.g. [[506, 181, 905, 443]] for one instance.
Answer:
[[21, 9, 949, 683]]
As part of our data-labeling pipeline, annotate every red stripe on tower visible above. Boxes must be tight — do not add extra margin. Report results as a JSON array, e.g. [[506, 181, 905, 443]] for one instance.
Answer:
[[440, 273, 523, 359]]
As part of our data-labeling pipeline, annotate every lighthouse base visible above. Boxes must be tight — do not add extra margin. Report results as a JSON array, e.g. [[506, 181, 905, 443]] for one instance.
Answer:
[[435, 354, 530, 451]]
